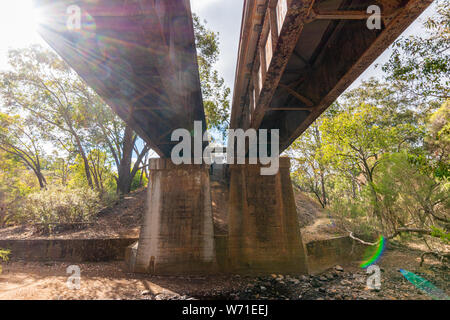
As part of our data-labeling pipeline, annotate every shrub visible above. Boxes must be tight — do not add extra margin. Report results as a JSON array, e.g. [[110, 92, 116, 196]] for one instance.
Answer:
[[0, 249, 9, 274], [19, 186, 101, 234]]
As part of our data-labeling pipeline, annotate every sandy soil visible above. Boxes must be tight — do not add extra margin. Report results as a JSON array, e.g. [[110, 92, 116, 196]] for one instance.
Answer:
[[0, 245, 448, 300]]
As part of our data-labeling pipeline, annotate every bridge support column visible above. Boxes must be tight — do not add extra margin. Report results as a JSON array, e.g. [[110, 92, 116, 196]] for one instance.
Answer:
[[133, 158, 217, 274], [227, 157, 308, 274]]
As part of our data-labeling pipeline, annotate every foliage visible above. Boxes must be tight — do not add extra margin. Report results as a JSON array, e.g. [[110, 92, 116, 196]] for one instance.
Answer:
[[193, 14, 231, 135], [383, 0, 449, 103], [0, 45, 151, 196], [425, 100, 450, 179], [0, 12, 231, 228], [17, 186, 101, 234], [375, 152, 449, 235], [288, 120, 329, 208], [0, 112, 47, 188], [0, 249, 10, 274], [130, 169, 148, 192]]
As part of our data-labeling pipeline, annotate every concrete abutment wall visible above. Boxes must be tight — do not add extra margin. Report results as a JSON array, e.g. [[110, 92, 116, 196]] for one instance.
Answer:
[[129, 157, 309, 275], [133, 159, 217, 274], [226, 158, 309, 274]]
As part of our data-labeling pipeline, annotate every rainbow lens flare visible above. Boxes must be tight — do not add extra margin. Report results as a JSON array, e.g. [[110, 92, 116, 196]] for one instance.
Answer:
[[399, 269, 449, 300], [360, 236, 385, 269]]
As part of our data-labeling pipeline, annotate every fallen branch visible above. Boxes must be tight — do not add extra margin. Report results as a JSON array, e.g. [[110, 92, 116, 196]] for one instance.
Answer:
[[348, 231, 379, 246], [32, 222, 95, 226], [420, 251, 450, 266], [386, 228, 432, 240], [347, 228, 434, 246]]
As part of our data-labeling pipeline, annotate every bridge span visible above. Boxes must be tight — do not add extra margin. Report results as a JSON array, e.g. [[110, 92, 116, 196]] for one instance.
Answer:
[[35, 0, 432, 275], [35, 0, 206, 157], [232, 0, 432, 152]]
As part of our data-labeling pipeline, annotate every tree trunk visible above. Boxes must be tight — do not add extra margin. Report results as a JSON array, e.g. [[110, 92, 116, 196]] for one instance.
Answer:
[[73, 132, 94, 189], [116, 126, 135, 195], [319, 168, 327, 207]]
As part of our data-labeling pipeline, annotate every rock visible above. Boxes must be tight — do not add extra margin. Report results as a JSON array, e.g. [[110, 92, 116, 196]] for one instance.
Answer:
[[335, 265, 344, 272], [319, 288, 326, 293], [319, 276, 328, 282], [311, 279, 322, 288], [355, 276, 366, 283], [340, 280, 352, 286], [141, 290, 151, 296], [290, 279, 300, 285], [260, 286, 267, 292], [271, 274, 278, 279], [300, 275, 309, 281]]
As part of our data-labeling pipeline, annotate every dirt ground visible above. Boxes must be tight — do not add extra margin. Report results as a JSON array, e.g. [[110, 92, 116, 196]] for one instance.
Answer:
[[0, 244, 448, 300], [0, 187, 447, 300]]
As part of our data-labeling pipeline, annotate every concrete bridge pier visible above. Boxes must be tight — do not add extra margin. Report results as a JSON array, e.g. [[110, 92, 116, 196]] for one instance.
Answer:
[[227, 157, 309, 274], [132, 158, 217, 274]]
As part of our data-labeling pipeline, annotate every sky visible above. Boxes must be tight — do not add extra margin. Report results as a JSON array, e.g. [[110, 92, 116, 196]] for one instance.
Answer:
[[0, 0, 439, 104]]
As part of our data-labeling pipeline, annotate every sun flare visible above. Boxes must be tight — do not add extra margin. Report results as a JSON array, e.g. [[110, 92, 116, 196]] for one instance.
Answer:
[[0, 0, 42, 49]]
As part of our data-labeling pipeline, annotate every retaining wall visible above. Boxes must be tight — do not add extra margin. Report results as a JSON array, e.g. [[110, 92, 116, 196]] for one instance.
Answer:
[[1, 236, 366, 275], [305, 236, 365, 274], [0, 238, 138, 262]]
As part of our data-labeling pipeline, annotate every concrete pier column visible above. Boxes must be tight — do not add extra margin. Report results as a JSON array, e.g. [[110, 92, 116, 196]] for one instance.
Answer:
[[133, 158, 217, 274], [227, 157, 308, 274]]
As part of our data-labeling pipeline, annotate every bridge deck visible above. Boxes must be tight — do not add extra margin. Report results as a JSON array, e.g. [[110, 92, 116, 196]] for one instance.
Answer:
[[35, 0, 206, 157], [231, 0, 433, 152]]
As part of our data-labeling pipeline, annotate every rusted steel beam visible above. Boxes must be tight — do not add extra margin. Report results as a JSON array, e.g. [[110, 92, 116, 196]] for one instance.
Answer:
[[231, 0, 268, 129], [279, 0, 434, 152], [249, 0, 316, 130], [278, 83, 314, 107], [307, 10, 381, 22]]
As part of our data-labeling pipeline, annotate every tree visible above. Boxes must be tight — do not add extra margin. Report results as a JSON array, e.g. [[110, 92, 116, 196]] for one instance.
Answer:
[[375, 152, 449, 251], [193, 14, 231, 136], [426, 100, 450, 177], [0, 45, 96, 189], [383, 0, 449, 104], [320, 102, 421, 220], [0, 113, 47, 188], [0, 46, 151, 195], [288, 121, 329, 208], [83, 96, 150, 195]]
